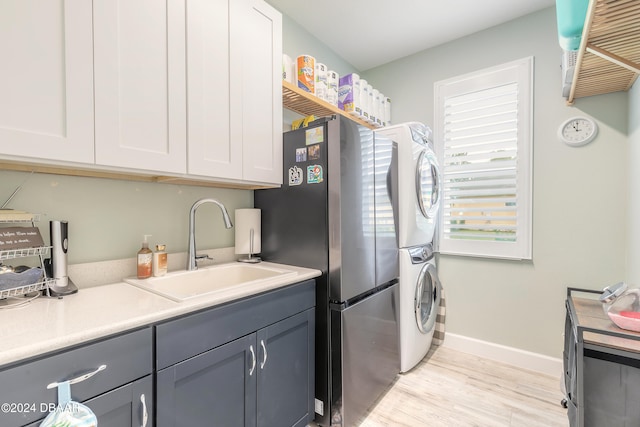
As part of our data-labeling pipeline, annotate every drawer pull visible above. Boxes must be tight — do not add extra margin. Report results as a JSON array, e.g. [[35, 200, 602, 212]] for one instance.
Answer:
[[46, 364, 107, 389], [249, 345, 256, 376], [140, 393, 148, 427], [260, 339, 268, 369]]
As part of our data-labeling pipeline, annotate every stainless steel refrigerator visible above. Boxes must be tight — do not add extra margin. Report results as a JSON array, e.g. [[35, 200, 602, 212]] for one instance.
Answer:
[[255, 116, 400, 426]]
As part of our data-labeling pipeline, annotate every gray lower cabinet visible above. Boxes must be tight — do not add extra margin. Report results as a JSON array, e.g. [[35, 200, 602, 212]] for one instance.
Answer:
[[155, 280, 316, 427], [157, 334, 257, 426], [0, 327, 153, 427], [1, 279, 315, 427], [257, 310, 315, 427], [565, 288, 640, 427], [24, 376, 153, 427]]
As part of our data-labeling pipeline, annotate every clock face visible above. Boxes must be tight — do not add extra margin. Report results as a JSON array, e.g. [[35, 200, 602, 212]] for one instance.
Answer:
[[559, 117, 598, 146]]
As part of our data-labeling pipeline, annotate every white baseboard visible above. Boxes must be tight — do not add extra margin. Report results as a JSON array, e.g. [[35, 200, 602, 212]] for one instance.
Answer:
[[442, 333, 563, 378]]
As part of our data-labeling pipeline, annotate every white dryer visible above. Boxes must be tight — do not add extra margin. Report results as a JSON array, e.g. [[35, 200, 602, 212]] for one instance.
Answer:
[[376, 122, 441, 247], [399, 244, 441, 373]]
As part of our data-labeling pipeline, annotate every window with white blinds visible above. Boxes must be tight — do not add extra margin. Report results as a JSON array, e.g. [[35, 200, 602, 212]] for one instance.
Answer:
[[434, 57, 533, 260]]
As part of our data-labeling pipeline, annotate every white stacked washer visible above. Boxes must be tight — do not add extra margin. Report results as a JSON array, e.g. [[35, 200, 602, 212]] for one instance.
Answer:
[[376, 122, 443, 373]]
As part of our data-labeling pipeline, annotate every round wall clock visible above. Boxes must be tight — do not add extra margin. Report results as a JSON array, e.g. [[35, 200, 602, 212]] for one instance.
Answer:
[[558, 116, 598, 146]]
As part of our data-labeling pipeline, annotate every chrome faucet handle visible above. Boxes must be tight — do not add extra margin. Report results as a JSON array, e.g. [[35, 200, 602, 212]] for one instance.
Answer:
[[186, 198, 233, 271], [194, 254, 214, 268]]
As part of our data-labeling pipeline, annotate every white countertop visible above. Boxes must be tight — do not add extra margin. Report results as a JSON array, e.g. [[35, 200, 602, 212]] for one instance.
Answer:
[[0, 262, 321, 367]]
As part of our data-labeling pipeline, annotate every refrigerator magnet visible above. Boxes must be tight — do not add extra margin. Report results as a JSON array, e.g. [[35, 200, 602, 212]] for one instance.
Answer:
[[307, 165, 323, 183], [305, 127, 324, 145], [288, 166, 303, 186], [308, 144, 321, 160], [295, 148, 307, 162]]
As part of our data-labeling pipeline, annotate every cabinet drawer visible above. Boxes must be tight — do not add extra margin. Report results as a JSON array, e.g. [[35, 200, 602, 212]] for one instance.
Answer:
[[0, 327, 152, 426], [156, 279, 315, 370]]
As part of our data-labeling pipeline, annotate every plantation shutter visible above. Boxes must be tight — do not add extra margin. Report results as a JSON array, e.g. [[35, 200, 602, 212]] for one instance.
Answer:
[[434, 57, 533, 260]]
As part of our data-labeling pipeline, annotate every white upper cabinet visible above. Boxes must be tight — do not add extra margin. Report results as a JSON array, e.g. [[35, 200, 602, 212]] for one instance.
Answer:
[[188, 0, 282, 185], [0, 0, 281, 186], [186, 0, 241, 180], [93, 0, 187, 174], [0, 0, 94, 164], [233, 0, 283, 185]]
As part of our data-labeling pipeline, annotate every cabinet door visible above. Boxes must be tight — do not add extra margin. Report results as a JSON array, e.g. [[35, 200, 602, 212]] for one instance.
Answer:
[[0, 0, 94, 163], [186, 0, 241, 179], [231, 0, 283, 184], [85, 375, 153, 427], [156, 334, 257, 427], [257, 309, 315, 427], [93, 0, 186, 174], [25, 376, 153, 427]]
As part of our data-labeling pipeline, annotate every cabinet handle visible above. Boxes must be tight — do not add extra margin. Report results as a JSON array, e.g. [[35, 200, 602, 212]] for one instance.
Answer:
[[249, 345, 256, 376], [260, 339, 268, 369], [140, 394, 148, 427], [47, 364, 107, 389]]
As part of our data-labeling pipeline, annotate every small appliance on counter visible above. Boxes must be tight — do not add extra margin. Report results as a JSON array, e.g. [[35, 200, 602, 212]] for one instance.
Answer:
[[234, 209, 262, 263], [44, 220, 78, 296]]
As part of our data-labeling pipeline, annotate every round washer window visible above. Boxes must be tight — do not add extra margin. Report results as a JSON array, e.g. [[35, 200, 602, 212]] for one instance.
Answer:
[[415, 263, 440, 334]]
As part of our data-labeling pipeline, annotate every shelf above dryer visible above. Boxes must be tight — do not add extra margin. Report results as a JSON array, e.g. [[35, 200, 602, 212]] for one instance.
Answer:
[[568, 0, 640, 104]]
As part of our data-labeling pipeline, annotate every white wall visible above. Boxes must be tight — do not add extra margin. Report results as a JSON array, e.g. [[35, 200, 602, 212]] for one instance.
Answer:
[[628, 81, 640, 284], [362, 7, 629, 358], [279, 14, 359, 127], [281, 14, 358, 77]]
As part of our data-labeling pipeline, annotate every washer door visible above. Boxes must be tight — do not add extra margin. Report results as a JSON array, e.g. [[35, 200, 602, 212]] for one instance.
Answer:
[[414, 263, 441, 334], [415, 149, 441, 220]]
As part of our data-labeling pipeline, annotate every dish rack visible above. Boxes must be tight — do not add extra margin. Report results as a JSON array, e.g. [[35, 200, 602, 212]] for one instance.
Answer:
[[0, 214, 54, 302]]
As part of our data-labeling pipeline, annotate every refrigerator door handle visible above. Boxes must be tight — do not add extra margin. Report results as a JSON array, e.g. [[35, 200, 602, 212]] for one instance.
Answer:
[[387, 141, 400, 240]]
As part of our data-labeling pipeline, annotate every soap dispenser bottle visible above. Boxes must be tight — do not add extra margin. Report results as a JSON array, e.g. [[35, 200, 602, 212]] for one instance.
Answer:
[[153, 244, 168, 277], [137, 235, 153, 279]]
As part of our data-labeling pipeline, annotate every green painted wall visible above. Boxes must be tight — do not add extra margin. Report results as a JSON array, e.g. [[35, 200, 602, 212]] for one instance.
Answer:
[[0, 171, 251, 264]]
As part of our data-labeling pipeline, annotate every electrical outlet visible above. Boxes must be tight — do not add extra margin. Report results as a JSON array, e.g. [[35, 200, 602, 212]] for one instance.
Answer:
[[315, 398, 324, 416]]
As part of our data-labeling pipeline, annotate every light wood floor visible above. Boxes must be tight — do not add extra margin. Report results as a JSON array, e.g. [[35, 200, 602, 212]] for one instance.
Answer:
[[358, 346, 569, 427]]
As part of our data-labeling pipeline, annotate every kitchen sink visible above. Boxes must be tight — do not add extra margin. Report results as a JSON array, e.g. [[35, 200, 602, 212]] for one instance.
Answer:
[[124, 263, 298, 302]]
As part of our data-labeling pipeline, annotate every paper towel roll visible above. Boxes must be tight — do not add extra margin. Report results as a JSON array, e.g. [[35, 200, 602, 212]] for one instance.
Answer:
[[327, 70, 339, 106], [283, 54, 294, 84], [315, 62, 328, 100], [359, 79, 369, 120], [366, 83, 374, 124], [384, 96, 392, 125], [372, 89, 380, 125], [234, 209, 261, 255], [296, 55, 315, 94]]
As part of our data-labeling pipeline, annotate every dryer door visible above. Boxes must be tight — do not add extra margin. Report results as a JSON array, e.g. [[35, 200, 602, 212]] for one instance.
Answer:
[[415, 149, 441, 220], [415, 263, 441, 334]]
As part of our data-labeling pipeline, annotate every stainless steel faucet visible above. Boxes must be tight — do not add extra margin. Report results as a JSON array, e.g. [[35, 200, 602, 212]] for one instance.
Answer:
[[187, 198, 233, 271]]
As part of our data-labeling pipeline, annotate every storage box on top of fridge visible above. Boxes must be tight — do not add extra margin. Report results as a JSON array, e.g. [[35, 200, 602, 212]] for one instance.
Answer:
[[338, 73, 361, 116]]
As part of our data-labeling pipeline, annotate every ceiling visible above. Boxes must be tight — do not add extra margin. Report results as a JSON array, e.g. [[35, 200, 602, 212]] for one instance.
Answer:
[[266, 0, 556, 71]]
